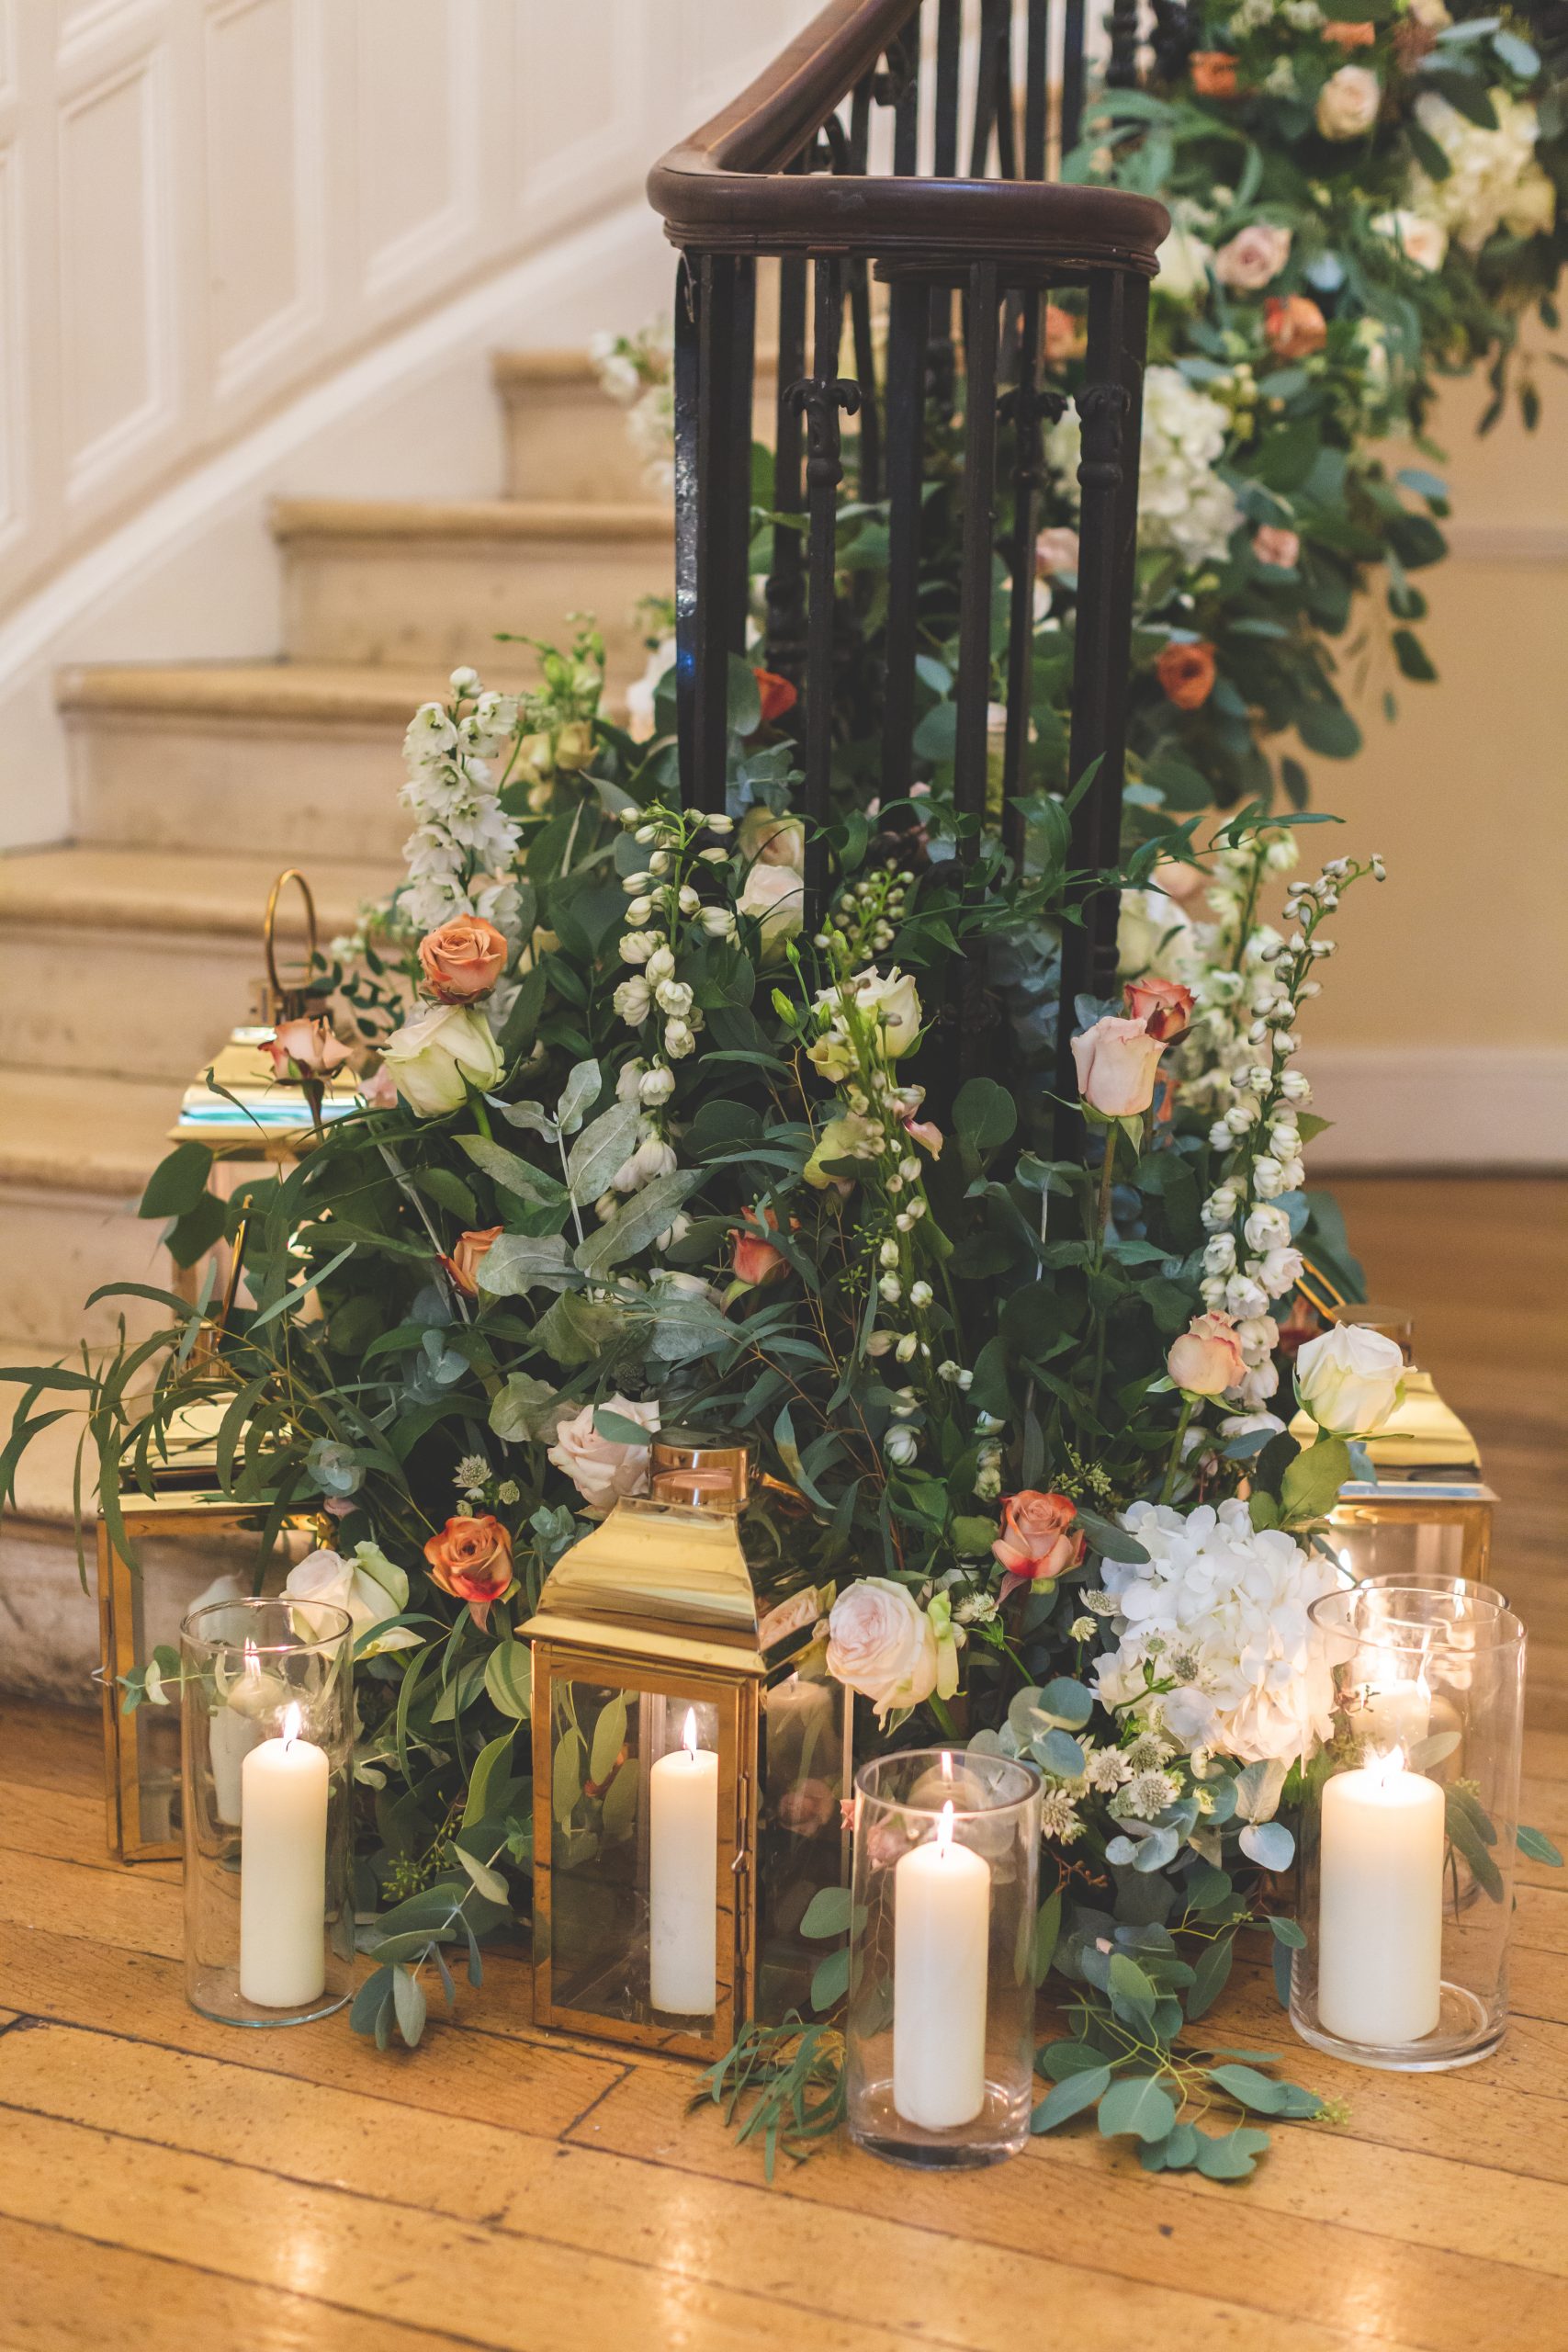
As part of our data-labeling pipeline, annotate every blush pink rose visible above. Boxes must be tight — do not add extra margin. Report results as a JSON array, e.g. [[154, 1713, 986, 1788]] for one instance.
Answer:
[[1168, 1311, 1247, 1396], [1034, 526, 1081, 578], [992, 1490, 1083, 1581], [1213, 223, 1292, 291], [1071, 1014, 1168, 1116], [265, 1016, 352, 1081], [1253, 526, 1301, 569]]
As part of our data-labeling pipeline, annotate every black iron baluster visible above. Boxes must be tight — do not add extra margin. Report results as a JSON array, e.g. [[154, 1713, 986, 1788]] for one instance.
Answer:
[[680, 253, 745, 814], [1062, 0, 1087, 162], [879, 275, 927, 813], [998, 293, 1065, 860], [1024, 0, 1050, 181], [953, 262, 1000, 848], [927, 0, 963, 416], [672, 254, 699, 811], [993, 0, 1017, 180], [728, 259, 758, 664], [789, 258, 860, 927], [1055, 266, 1151, 1129], [969, 0, 1003, 177], [764, 258, 809, 689], [1108, 0, 1142, 86], [884, 22, 919, 175]]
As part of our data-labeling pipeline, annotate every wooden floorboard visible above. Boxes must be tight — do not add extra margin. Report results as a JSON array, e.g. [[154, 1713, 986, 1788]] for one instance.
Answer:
[[0, 1175, 1562, 2350]]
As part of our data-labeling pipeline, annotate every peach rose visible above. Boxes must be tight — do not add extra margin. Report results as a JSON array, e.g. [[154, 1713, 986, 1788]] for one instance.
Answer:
[[753, 668, 798, 725], [423, 1514, 513, 1626], [992, 1490, 1083, 1582], [1253, 526, 1301, 569], [1043, 303, 1087, 362], [417, 914, 508, 1005], [1315, 63, 1380, 141], [1071, 1014, 1168, 1116], [1213, 223, 1292, 292], [443, 1225, 502, 1299], [1123, 976, 1194, 1042], [1324, 17, 1376, 43], [1156, 641, 1217, 710], [1190, 51, 1238, 96], [1035, 526, 1081, 578], [732, 1205, 794, 1288], [265, 1016, 352, 1082], [1168, 1311, 1247, 1396], [1265, 295, 1327, 360]]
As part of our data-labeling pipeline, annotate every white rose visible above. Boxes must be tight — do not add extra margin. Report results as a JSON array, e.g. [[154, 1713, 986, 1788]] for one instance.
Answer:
[[284, 1544, 418, 1657], [382, 1001, 505, 1115], [547, 1394, 660, 1516], [1154, 224, 1214, 302], [738, 860, 805, 961], [826, 1578, 938, 1719], [1371, 209, 1449, 273], [1295, 1322, 1405, 1438], [854, 967, 923, 1057], [1315, 65, 1381, 141]]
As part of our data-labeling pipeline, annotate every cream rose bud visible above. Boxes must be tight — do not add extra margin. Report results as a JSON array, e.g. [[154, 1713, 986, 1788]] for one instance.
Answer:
[[855, 967, 923, 1056], [825, 1577, 939, 1719], [1316, 63, 1380, 140], [1296, 1322, 1405, 1438], [284, 1544, 418, 1656], [1071, 1013, 1166, 1116], [738, 859, 805, 960], [547, 1394, 660, 1516], [381, 1002, 504, 1115], [738, 805, 806, 871], [1213, 222, 1292, 290], [1153, 223, 1214, 302], [1371, 209, 1449, 272]]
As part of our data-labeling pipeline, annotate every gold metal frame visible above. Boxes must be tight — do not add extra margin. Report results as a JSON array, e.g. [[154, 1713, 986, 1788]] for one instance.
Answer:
[[98, 1486, 318, 1862], [528, 1634, 761, 2061]]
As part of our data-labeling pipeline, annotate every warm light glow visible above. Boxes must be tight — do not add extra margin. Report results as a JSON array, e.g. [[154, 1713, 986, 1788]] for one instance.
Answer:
[[243, 1636, 260, 1684], [941, 1749, 954, 1784], [1367, 1742, 1406, 1789], [682, 1706, 698, 1763], [935, 1798, 956, 1859], [282, 1702, 303, 1752]]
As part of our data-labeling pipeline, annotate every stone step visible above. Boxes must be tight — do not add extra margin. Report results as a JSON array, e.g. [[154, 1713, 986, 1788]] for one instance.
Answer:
[[0, 1341, 101, 1700], [492, 351, 660, 503], [0, 844, 392, 1085], [273, 497, 671, 673]]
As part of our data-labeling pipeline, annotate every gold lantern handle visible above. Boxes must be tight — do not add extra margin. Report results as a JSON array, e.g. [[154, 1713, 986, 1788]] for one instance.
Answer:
[[263, 867, 320, 1023]]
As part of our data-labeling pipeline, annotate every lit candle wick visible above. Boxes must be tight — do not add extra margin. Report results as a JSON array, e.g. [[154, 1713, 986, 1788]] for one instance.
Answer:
[[940, 1748, 954, 1784], [682, 1706, 698, 1764], [282, 1702, 302, 1754], [1367, 1741, 1406, 1789], [935, 1797, 956, 1860]]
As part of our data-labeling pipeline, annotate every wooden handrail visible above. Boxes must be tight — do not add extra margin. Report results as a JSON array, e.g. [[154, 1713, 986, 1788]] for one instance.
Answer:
[[647, 0, 1168, 271]]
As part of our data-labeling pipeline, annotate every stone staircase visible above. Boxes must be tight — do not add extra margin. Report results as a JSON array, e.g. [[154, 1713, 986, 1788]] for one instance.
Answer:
[[0, 351, 670, 1698]]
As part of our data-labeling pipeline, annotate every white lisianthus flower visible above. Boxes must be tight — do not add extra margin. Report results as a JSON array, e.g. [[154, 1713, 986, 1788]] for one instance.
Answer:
[[547, 1394, 660, 1516], [853, 967, 923, 1057], [285, 1545, 418, 1657], [1095, 1498, 1339, 1762], [826, 1578, 939, 1719], [381, 1002, 504, 1115], [1295, 1323, 1405, 1437]]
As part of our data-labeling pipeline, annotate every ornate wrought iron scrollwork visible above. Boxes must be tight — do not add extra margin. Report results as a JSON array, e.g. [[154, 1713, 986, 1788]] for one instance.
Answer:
[[786, 375, 863, 494], [1000, 380, 1069, 494], [1075, 380, 1131, 495], [1149, 0, 1200, 85]]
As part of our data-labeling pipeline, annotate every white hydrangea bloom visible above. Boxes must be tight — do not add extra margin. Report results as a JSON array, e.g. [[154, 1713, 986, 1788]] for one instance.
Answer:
[[1410, 92, 1556, 255], [1095, 1499, 1338, 1763], [1045, 366, 1242, 570]]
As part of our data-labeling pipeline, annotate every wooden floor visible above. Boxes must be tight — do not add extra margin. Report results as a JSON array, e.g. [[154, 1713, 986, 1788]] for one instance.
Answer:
[[0, 1175, 1562, 2352]]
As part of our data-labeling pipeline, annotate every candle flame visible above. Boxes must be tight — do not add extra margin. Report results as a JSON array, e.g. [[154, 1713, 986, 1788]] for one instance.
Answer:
[[935, 1798, 956, 1859], [940, 1749, 954, 1783], [243, 1636, 260, 1682], [282, 1702, 303, 1752], [1367, 1741, 1406, 1787], [682, 1707, 698, 1763]]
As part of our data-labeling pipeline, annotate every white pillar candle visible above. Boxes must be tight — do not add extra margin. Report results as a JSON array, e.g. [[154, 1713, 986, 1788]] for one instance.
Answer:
[[894, 1800, 991, 2131], [649, 1708, 719, 2016], [1317, 1749, 1444, 2046], [1360, 1675, 1431, 1752], [239, 1703, 329, 2009], [211, 1641, 277, 1827]]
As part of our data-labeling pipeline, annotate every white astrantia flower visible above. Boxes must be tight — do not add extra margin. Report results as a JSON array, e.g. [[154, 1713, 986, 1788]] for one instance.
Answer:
[[1095, 1498, 1339, 1763], [1046, 365, 1242, 570]]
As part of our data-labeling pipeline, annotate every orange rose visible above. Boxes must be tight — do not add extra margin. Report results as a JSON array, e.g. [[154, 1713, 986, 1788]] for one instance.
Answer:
[[1043, 303, 1087, 363], [992, 1491, 1083, 1582], [1324, 19, 1376, 45], [1123, 976, 1194, 1043], [1265, 295, 1327, 360], [1156, 641, 1217, 710], [1190, 51, 1238, 96], [443, 1225, 503, 1299], [423, 1514, 513, 1627], [732, 1204, 795, 1288], [417, 914, 508, 1005], [264, 1016, 352, 1081], [753, 668, 798, 725]]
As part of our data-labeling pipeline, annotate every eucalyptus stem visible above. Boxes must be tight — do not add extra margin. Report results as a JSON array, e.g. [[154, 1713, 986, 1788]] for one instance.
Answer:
[[1160, 1396, 1196, 1505]]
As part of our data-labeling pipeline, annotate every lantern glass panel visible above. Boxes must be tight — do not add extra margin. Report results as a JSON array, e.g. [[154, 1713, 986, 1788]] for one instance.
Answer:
[[102, 1505, 317, 1859], [756, 1660, 852, 2018], [1330, 1484, 1495, 1598], [539, 1660, 744, 2047]]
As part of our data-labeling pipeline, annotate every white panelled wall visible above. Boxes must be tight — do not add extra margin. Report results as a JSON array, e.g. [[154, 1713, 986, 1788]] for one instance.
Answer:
[[0, 0, 818, 844]]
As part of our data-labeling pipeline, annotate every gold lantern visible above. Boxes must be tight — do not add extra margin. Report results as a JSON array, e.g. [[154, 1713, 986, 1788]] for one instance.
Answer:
[[523, 1437, 851, 2059], [97, 1410, 320, 1861], [1289, 1299, 1497, 1595]]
